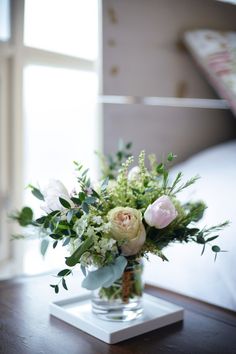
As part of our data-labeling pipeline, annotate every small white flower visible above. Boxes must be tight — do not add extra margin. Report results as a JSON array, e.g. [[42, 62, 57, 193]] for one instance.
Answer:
[[87, 226, 96, 238], [73, 215, 88, 237], [92, 216, 103, 225]]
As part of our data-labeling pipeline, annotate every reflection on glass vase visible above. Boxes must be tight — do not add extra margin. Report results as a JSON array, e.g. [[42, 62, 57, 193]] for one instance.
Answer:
[[92, 259, 144, 322]]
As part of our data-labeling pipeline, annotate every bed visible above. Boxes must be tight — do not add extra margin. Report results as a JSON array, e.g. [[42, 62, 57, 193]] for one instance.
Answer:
[[144, 139, 236, 311], [144, 28, 236, 312]]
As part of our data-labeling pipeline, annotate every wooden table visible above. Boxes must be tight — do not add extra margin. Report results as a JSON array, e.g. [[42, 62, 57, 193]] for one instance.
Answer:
[[0, 275, 236, 354]]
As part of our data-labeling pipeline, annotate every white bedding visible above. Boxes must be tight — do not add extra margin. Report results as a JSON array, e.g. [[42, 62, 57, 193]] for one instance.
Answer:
[[144, 140, 236, 311]]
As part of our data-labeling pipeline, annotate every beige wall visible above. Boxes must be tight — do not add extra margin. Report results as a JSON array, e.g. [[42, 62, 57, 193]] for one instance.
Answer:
[[100, 0, 236, 160]]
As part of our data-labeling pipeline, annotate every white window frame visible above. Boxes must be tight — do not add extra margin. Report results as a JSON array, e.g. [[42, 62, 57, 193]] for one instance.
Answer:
[[0, 0, 101, 278]]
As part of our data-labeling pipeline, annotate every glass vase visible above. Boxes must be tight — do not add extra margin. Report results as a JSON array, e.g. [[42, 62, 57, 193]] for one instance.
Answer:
[[91, 259, 144, 322]]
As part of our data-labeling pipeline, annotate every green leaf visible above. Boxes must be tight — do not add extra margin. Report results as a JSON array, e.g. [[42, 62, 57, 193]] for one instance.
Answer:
[[196, 233, 205, 244], [53, 241, 58, 249], [212, 245, 221, 253], [201, 244, 206, 256], [81, 256, 127, 290], [188, 228, 199, 236], [62, 278, 68, 290], [36, 216, 47, 224], [79, 192, 86, 202], [81, 265, 87, 276], [85, 196, 97, 205], [49, 234, 61, 240], [40, 239, 49, 257], [18, 207, 34, 226], [57, 269, 71, 277], [92, 189, 100, 199], [71, 197, 81, 205], [62, 237, 70, 247], [54, 285, 59, 294], [29, 185, 44, 201], [126, 142, 132, 149], [81, 202, 89, 214], [156, 163, 164, 174], [167, 152, 176, 162], [101, 177, 109, 192], [206, 235, 219, 243], [59, 197, 71, 209], [65, 237, 94, 267], [66, 210, 74, 223]]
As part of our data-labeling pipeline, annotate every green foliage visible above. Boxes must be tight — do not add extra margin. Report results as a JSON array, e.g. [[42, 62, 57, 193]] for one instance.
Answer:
[[40, 239, 49, 256], [59, 197, 71, 209], [28, 185, 44, 201], [11, 142, 229, 295], [11, 207, 34, 227]]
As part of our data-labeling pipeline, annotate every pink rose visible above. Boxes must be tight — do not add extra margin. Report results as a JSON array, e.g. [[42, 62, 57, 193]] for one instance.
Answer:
[[144, 195, 178, 229]]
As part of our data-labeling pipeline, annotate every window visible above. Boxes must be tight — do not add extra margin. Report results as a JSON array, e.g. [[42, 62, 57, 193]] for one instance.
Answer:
[[0, 0, 100, 277], [24, 0, 98, 60], [0, 0, 10, 41]]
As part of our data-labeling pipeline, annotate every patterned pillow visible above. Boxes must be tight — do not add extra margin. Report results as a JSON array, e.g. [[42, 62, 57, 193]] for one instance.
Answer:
[[184, 30, 236, 115]]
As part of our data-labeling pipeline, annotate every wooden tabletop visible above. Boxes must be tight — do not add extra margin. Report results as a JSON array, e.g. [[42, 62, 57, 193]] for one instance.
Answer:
[[0, 274, 236, 354]]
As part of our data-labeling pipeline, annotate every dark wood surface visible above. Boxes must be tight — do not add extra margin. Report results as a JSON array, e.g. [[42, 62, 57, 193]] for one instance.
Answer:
[[0, 275, 236, 354]]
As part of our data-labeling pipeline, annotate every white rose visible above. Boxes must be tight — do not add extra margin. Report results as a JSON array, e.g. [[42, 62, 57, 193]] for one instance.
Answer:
[[41, 179, 74, 213]]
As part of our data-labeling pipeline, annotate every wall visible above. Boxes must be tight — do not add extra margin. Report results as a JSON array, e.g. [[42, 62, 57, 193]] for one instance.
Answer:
[[101, 0, 236, 161]]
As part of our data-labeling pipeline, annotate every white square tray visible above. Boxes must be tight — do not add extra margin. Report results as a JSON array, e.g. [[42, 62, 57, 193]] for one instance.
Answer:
[[50, 293, 184, 344]]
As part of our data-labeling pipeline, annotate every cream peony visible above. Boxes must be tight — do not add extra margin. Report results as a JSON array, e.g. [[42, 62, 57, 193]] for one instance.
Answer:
[[144, 195, 178, 229], [107, 207, 146, 256], [41, 179, 74, 213]]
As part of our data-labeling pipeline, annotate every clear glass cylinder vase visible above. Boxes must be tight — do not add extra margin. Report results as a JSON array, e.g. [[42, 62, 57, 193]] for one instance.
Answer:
[[91, 259, 144, 322]]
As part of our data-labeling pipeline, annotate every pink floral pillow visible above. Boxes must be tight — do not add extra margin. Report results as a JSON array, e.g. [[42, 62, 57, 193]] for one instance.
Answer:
[[184, 30, 236, 115]]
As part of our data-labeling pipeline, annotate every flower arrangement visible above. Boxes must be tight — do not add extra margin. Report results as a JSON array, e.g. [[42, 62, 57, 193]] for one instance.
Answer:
[[12, 143, 228, 298]]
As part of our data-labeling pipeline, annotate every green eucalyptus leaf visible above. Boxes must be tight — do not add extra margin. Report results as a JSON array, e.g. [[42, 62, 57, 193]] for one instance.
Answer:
[[36, 216, 47, 224], [49, 234, 61, 240], [40, 239, 49, 257], [18, 207, 34, 226], [206, 235, 219, 243], [81, 202, 89, 214], [57, 269, 71, 277], [81, 265, 87, 277], [62, 237, 70, 247], [54, 285, 59, 294], [212, 245, 221, 253], [30, 186, 44, 201], [66, 210, 74, 223], [81, 256, 127, 290], [62, 278, 68, 290], [85, 196, 97, 205]]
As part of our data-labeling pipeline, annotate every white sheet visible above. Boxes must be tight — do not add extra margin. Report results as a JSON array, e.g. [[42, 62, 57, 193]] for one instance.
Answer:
[[144, 140, 236, 311]]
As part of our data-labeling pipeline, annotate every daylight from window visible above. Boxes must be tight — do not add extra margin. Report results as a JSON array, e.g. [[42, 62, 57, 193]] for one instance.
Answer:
[[22, 0, 98, 274]]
